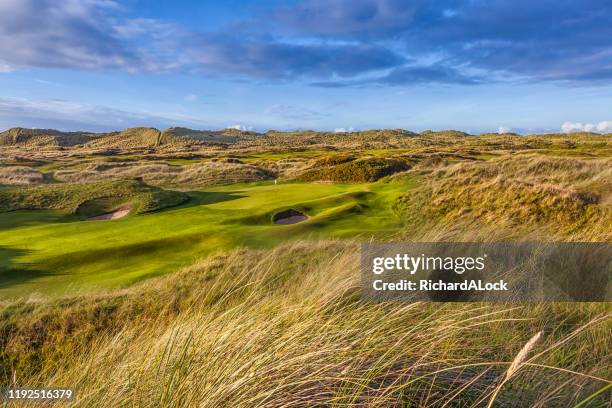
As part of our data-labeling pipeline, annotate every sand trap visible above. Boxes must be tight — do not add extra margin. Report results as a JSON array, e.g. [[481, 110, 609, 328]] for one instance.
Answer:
[[274, 209, 308, 225], [88, 205, 131, 221]]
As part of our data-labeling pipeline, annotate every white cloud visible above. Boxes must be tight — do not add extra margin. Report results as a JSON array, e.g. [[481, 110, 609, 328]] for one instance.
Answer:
[[227, 124, 253, 131], [184, 94, 198, 102], [561, 121, 612, 133], [333, 127, 354, 133], [497, 126, 511, 134], [0, 61, 13, 72]]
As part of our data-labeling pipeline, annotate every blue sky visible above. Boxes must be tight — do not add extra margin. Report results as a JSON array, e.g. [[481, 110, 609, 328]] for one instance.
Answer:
[[1, 0, 611, 133]]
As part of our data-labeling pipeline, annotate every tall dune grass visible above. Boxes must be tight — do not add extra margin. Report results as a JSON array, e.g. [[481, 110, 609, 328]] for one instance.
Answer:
[[395, 155, 612, 241], [3, 241, 609, 407]]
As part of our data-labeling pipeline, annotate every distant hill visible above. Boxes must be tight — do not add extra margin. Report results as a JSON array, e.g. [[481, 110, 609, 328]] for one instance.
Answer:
[[84, 127, 164, 149], [160, 127, 244, 145], [0, 127, 256, 149], [257, 129, 418, 148], [0, 127, 424, 149], [420, 130, 472, 138], [0, 128, 98, 147], [2, 126, 609, 150]]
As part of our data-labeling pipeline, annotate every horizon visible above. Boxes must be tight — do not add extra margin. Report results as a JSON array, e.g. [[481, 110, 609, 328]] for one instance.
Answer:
[[1, 1, 612, 134], [2, 124, 612, 136]]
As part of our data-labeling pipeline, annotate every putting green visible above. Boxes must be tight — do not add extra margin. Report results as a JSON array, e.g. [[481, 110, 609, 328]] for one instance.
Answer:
[[0, 179, 414, 299]]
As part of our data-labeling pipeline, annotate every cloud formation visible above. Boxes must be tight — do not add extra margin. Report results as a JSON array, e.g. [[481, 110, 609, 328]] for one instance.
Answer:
[[561, 121, 612, 133], [273, 0, 612, 84], [0, 0, 137, 71], [1, 0, 612, 86], [186, 35, 404, 79], [274, 0, 421, 37]]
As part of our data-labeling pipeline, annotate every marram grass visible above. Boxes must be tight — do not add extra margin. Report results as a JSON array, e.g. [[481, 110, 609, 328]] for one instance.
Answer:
[[2, 241, 610, 407]]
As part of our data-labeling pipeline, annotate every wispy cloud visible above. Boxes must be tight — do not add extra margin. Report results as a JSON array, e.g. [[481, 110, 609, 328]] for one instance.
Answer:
[[0, 97, 214, 131], [264, 104, 329, 121]]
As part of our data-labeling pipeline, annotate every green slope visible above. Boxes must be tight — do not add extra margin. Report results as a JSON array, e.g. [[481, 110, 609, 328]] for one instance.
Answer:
[[0, 179, 414, 299]]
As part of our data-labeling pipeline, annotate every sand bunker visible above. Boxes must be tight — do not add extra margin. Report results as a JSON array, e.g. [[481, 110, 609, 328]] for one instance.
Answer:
[[88, 205, 131, 221], [274, 209, 308, 225]]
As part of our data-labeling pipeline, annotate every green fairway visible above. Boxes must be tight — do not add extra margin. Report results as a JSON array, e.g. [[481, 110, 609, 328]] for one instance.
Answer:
[[0, 179, 414, 299]]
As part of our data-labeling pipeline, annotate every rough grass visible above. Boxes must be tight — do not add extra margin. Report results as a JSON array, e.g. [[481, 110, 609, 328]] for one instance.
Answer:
[[0, 166, 44, 185], [0, 128, 96, 147], [0, 179, 188, 216], [298, 158, 411, 182], [394, 155, 612, 241], [1, 241, 609, 407], [54, 160, 276, 187]]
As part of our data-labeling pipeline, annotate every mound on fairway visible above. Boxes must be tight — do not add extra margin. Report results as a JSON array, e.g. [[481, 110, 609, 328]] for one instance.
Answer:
[[0, 179, 188, 216]]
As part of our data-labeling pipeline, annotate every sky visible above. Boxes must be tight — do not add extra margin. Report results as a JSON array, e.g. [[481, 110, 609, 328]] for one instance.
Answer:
[[0, 0, 611, 134]]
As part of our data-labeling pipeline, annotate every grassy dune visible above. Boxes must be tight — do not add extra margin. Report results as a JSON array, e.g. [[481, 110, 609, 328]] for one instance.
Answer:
[[0, 130, 610, 406], [395, 154, 612, 241]]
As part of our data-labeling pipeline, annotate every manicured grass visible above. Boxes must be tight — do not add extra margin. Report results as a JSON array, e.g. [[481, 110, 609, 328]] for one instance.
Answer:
[[0, 178, 414, 299]]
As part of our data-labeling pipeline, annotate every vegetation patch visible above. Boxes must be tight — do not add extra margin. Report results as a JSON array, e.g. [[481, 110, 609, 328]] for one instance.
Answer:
[[0, 166, 45, 185], [394, 155, 611, 240], [311, 154, 356, 167], [0, 179, 188, 216], [54, 161, 275, 187], [298, 158, 411, 182]]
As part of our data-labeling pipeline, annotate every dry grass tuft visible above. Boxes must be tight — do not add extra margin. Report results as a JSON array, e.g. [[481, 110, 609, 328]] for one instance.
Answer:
[[54, 161, 275, 187], [0, 166, 44, 185]]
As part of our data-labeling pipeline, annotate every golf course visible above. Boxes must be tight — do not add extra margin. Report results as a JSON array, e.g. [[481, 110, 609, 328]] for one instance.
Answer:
[[0, 127, 610, 407], [0, 178, 412, 298]]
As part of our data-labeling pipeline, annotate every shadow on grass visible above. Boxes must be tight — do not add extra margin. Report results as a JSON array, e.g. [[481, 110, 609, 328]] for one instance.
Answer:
[[0, 210, 77, 230], [178, 191, 246, 207], [41, 232, 208, 272], [0, 246, 52, 289]]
